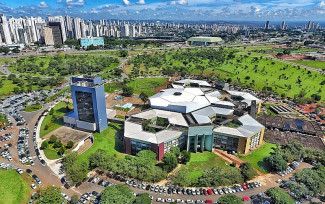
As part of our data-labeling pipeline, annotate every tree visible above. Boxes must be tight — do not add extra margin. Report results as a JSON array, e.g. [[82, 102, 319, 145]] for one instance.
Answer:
[[62, 152, 88, 185], [122, 86, 134, 96], [162, 153, 178, 172], [119, 50, 128, 57], [44, 124, 49, 130], [100, 184, 134, 204], [265, 187, 294, 204], [41, 140, 48, 150], [181, 150, 191, 164], [36, 186, 65, 204], [49, 108, 54, 115], [171, 168, 191, 187], [54, 140, 63, 148], [134, 193, 151, 204], [239, 163, 258, 181], [69, 194, 79, 204], [218, 194, 243, 204], [287, 181, 309, 199], [66, 141, 74, 149], [264, 153, 288, 172], [199, 167, 244, 187], [170, 147, 181, 158], [58, 147, 65, 156], [50, 135, 57, 143], [139, 92, 149, 104]]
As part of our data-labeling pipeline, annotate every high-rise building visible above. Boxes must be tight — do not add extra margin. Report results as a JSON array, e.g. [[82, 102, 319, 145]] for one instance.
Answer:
[[47, 16, 66, 42], [63, 75, 108, 132], [129, 25, 136, 37], [308, 20, 313, 30], [121, 24, 129, 37], [265, 21, 270, 30], [43, 26, 63, 46], [0, 14, 12, 44], [73, 18, 82, 39], [281, 21, 286, 30]]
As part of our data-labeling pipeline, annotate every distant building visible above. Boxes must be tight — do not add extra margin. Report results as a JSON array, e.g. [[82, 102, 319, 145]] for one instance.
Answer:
[[43, 26, 63, 46], [79, 37, 104, 47], [187, 36, 223, 46], [0, 14, 12, 44], [63, 75, 108, 132], [265, 21, 270, 30], [281, 21, 286, 30]]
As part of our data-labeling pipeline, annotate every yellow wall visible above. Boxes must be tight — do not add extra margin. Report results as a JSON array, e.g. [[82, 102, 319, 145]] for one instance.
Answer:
[[257, 101, 262, 114], [259, 128, 265, 145], [237, 137, 251, 155]]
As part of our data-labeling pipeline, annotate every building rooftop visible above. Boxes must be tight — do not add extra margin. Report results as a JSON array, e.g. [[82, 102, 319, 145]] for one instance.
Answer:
[[149, 88, 221, 113], [227, 91, 261, 106], [213, 114, 264, 137], [188, 36, 223, 43], [173, 79, 212, 87], [192, 106, 234, 124]]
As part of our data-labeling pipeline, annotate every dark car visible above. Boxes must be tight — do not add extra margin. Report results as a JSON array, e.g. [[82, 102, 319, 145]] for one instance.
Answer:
[[92, 191, 100, 197], [75, 182, 82, 188], [26, 169, 32, 174], [40, 159, 46, 166], [61, 177, 66, 184], [64, 183, 71, 189], [146, 185, 151, 190], [168, 188, 172, 195], [88, 177, 94, 182]]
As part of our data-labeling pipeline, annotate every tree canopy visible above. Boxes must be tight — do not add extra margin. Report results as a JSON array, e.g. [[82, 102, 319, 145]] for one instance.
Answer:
[[36, 186, 65, 204], [100, 184, 134, 204]]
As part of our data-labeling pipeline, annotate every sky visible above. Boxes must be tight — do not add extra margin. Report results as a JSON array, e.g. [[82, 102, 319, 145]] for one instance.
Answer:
[[1, 0, 325, 21]]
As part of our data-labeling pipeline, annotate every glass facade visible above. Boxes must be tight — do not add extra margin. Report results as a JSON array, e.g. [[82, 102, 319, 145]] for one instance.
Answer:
[[131, 140, 151, 155], [213, 134, 239, 151], [75, 91, 95, 123], [249, 132, 261, 150], [164, 135, 185, 153]]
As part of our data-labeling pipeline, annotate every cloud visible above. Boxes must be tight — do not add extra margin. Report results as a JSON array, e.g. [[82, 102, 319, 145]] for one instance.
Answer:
[[122, 0, 131, 6], [38, 2, 49, 8], [57, 0, 62, 3], [0, 2, 5, 5], [137, 0, 146, 5], [65, 0, 85, 6], [168, 0, 188, 5]]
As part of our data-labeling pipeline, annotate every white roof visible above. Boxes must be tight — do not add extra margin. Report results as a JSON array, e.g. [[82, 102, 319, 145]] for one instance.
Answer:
[[149, 88, 211, 113], [228, 91, 261, 106], [213, 100, 235, 107], [132, 109, 188, 127], [213, 114, 265, 138], [175, 79, 211, 87], [124, 121, 183, 144], [192, 106, 234, 124]]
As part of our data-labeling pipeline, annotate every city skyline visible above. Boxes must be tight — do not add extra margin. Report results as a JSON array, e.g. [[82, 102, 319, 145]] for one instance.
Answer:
[[1, 0, 325, 21]]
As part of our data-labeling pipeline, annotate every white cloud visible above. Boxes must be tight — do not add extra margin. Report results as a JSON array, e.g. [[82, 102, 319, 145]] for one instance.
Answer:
[[137, 0, 146, 5], [66, 0, 85, 6], [122, 0, 131, 6], [168, 0, 188, 5], [38, 2, 48, 8]]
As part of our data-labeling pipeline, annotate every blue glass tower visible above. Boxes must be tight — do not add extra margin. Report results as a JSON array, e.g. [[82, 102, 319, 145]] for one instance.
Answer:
[[65, 75, 107, 132]]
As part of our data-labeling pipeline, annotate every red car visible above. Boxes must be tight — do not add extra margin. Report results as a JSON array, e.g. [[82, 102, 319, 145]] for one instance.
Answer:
[[243, 197, 250, 201], [207, 189, 213, 195], [242, 184, 248, 190], [206, 200, 213, 203], [203, 189, 208, 195]]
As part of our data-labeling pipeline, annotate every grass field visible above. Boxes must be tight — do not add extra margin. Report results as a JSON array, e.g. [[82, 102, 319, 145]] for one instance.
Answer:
[[44, 148, 61, 160], [0, 71, 4, 75], [0, 113, 8, 129], [0, 57, 18, 65], [40, 102, 73, 137], [126, 49, 325, 99], [287, 60, 325, 70], [180, 152, 230, 185], [76, 122, 125, 165], [237, 142, 276, 174], [23, 104, 42, 112], [104, 77, 168, 96], [0, 170, 32, 204]]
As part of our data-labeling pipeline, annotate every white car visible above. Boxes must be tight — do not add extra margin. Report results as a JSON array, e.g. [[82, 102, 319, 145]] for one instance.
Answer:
[[16, 168, 23, 174], [61, 193, 69, 200], [31, 184, 36, 189]]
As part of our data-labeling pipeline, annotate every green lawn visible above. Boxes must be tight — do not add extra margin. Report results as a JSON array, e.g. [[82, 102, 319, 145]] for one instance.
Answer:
[[23, 104, 42, 112], [0, 71, 4, 75], [0, 113, 9, 129], [181, 152, 230, 185], [0, 57, 17, 65], [0, 169, 31, 204], [237, 142, 276, 174], [104, 78, 168, 96], [76, 122, 125, 165], [287, 60, 325, 70], [44, 148, 61, 160], [40, 102, 73, 137]]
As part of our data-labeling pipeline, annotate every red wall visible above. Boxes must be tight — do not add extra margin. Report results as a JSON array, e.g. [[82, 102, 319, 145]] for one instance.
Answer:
[[151, 143, 165, 161], [125, 137, 131, 155]]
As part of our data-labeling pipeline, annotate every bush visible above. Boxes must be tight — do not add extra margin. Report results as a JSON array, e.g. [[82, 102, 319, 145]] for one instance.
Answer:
[[218, 194, 243, 204], [239, 163, 258, 181], [41, 140, 48, 150], [44, 124, 49, 130], [50, 135, 57, 143], [181, 150, 191, 164], [66, 141, 74, 149], [162, 153, 178, 172]]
